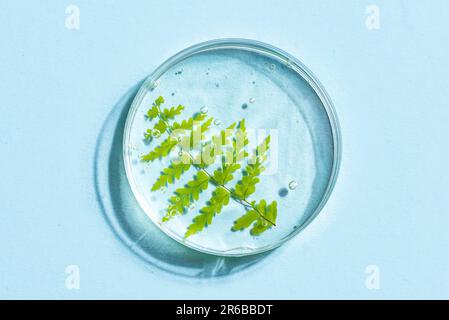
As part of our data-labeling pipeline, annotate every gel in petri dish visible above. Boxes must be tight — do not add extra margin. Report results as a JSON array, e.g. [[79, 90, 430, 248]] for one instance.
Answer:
[[123, 39, 340, 256]]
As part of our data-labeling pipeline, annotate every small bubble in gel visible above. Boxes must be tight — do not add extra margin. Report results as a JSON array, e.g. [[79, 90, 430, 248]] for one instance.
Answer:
[[215, 83, 220, 88], [252, 81, 256, 85], [288, 180, 298, 190], [200, 106, 208, 114], [178, 151, 184, 157], [160, 187, 167, 194], [241, 103, 248, 110], [174, 197, 180, 202], [214, 119, 222, 126], [278, 188, 288, 197], [152, 129, 161, 138], [249, 97, 256, 103], [188, 203, 195, 210]]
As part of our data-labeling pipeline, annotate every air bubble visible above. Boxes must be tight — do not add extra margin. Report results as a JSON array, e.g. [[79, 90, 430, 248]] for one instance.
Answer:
[[160, 187, 167, 194], [241, 103, 248, 110], [214, 119, 222, 126], [152, 129, 161, 138], [249, 97, 256, 103], [188, 203, 195, 210], [151, 80, 159, 89], [200, 106, 208, 114], [288, 180, 298, 190]]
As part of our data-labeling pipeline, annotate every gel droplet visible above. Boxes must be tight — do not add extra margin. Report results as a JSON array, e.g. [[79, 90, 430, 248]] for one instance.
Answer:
[[278, 188, 288, 197], [214, 119, 221, 126], [249, 97, 256, 103], [174, 197, 180, 202], [200, 106, 208, 114], [241, 103, 248, 110], [178, 150, 184, 157], [288, 180, 298, 190], [151, 80, 159, 89]]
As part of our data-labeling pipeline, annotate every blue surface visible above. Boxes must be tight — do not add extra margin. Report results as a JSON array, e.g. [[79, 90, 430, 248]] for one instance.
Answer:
[[1, 0, 448, 299]]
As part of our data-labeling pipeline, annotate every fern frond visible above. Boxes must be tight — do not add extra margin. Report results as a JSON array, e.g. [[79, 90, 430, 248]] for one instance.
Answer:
[[185, 187, 230, 237], [163, 170, 210, 221], [162, 105, 184, 119], [213, 164, 241, 185], [146, 96, 164, 120], [172, 113, 207, 131], [144, 119, 168, 140], [151, 162, 191, 191], [233, 135, 270, 200], [232, 200, 277, 235], [141, 137, 178, 162], [233, 119, 249, 162], [189, 117, 214, 148]]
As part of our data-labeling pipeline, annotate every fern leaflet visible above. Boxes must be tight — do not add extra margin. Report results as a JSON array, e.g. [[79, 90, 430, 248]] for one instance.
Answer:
[[232, 200, 277, 235], [163, 170, 210, 221], [185, 187, 231, 237], [151, 162, 191, 191]]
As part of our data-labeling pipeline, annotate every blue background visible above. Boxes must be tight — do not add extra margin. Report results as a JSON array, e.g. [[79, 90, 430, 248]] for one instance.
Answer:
[[1, 0, 448, 299]]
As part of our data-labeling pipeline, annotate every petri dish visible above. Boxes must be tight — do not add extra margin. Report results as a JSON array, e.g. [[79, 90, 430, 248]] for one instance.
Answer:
[[123, 39, 341, 257]]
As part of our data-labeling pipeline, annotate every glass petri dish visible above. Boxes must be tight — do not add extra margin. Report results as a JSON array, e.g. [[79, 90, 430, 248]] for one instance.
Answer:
[[123, 39, 341, 257]]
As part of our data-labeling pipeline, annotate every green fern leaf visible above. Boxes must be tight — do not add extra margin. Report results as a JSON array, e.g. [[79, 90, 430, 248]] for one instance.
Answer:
[[172, 113, 207, 131], [185, 187, 230, 237], [141, 137, 178, 162], [151, 162, 191, 191], [162, 105, 184, 119], [213, 164, 241, 185], [233, 119, 249, 162], [146, 106, 159, 120], [146, 96, 164, 120], [232, 200, 277, 235], [163, 170, 210, 221], [233, 135, 270, 200], [189, 117, 214, 148]]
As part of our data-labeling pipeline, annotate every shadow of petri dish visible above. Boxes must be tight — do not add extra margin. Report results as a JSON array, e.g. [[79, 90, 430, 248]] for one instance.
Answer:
[[94, 82, 272, 278]]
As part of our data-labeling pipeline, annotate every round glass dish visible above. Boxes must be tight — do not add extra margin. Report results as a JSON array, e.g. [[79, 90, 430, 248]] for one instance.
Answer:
[[123, 39, 341, 257]]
